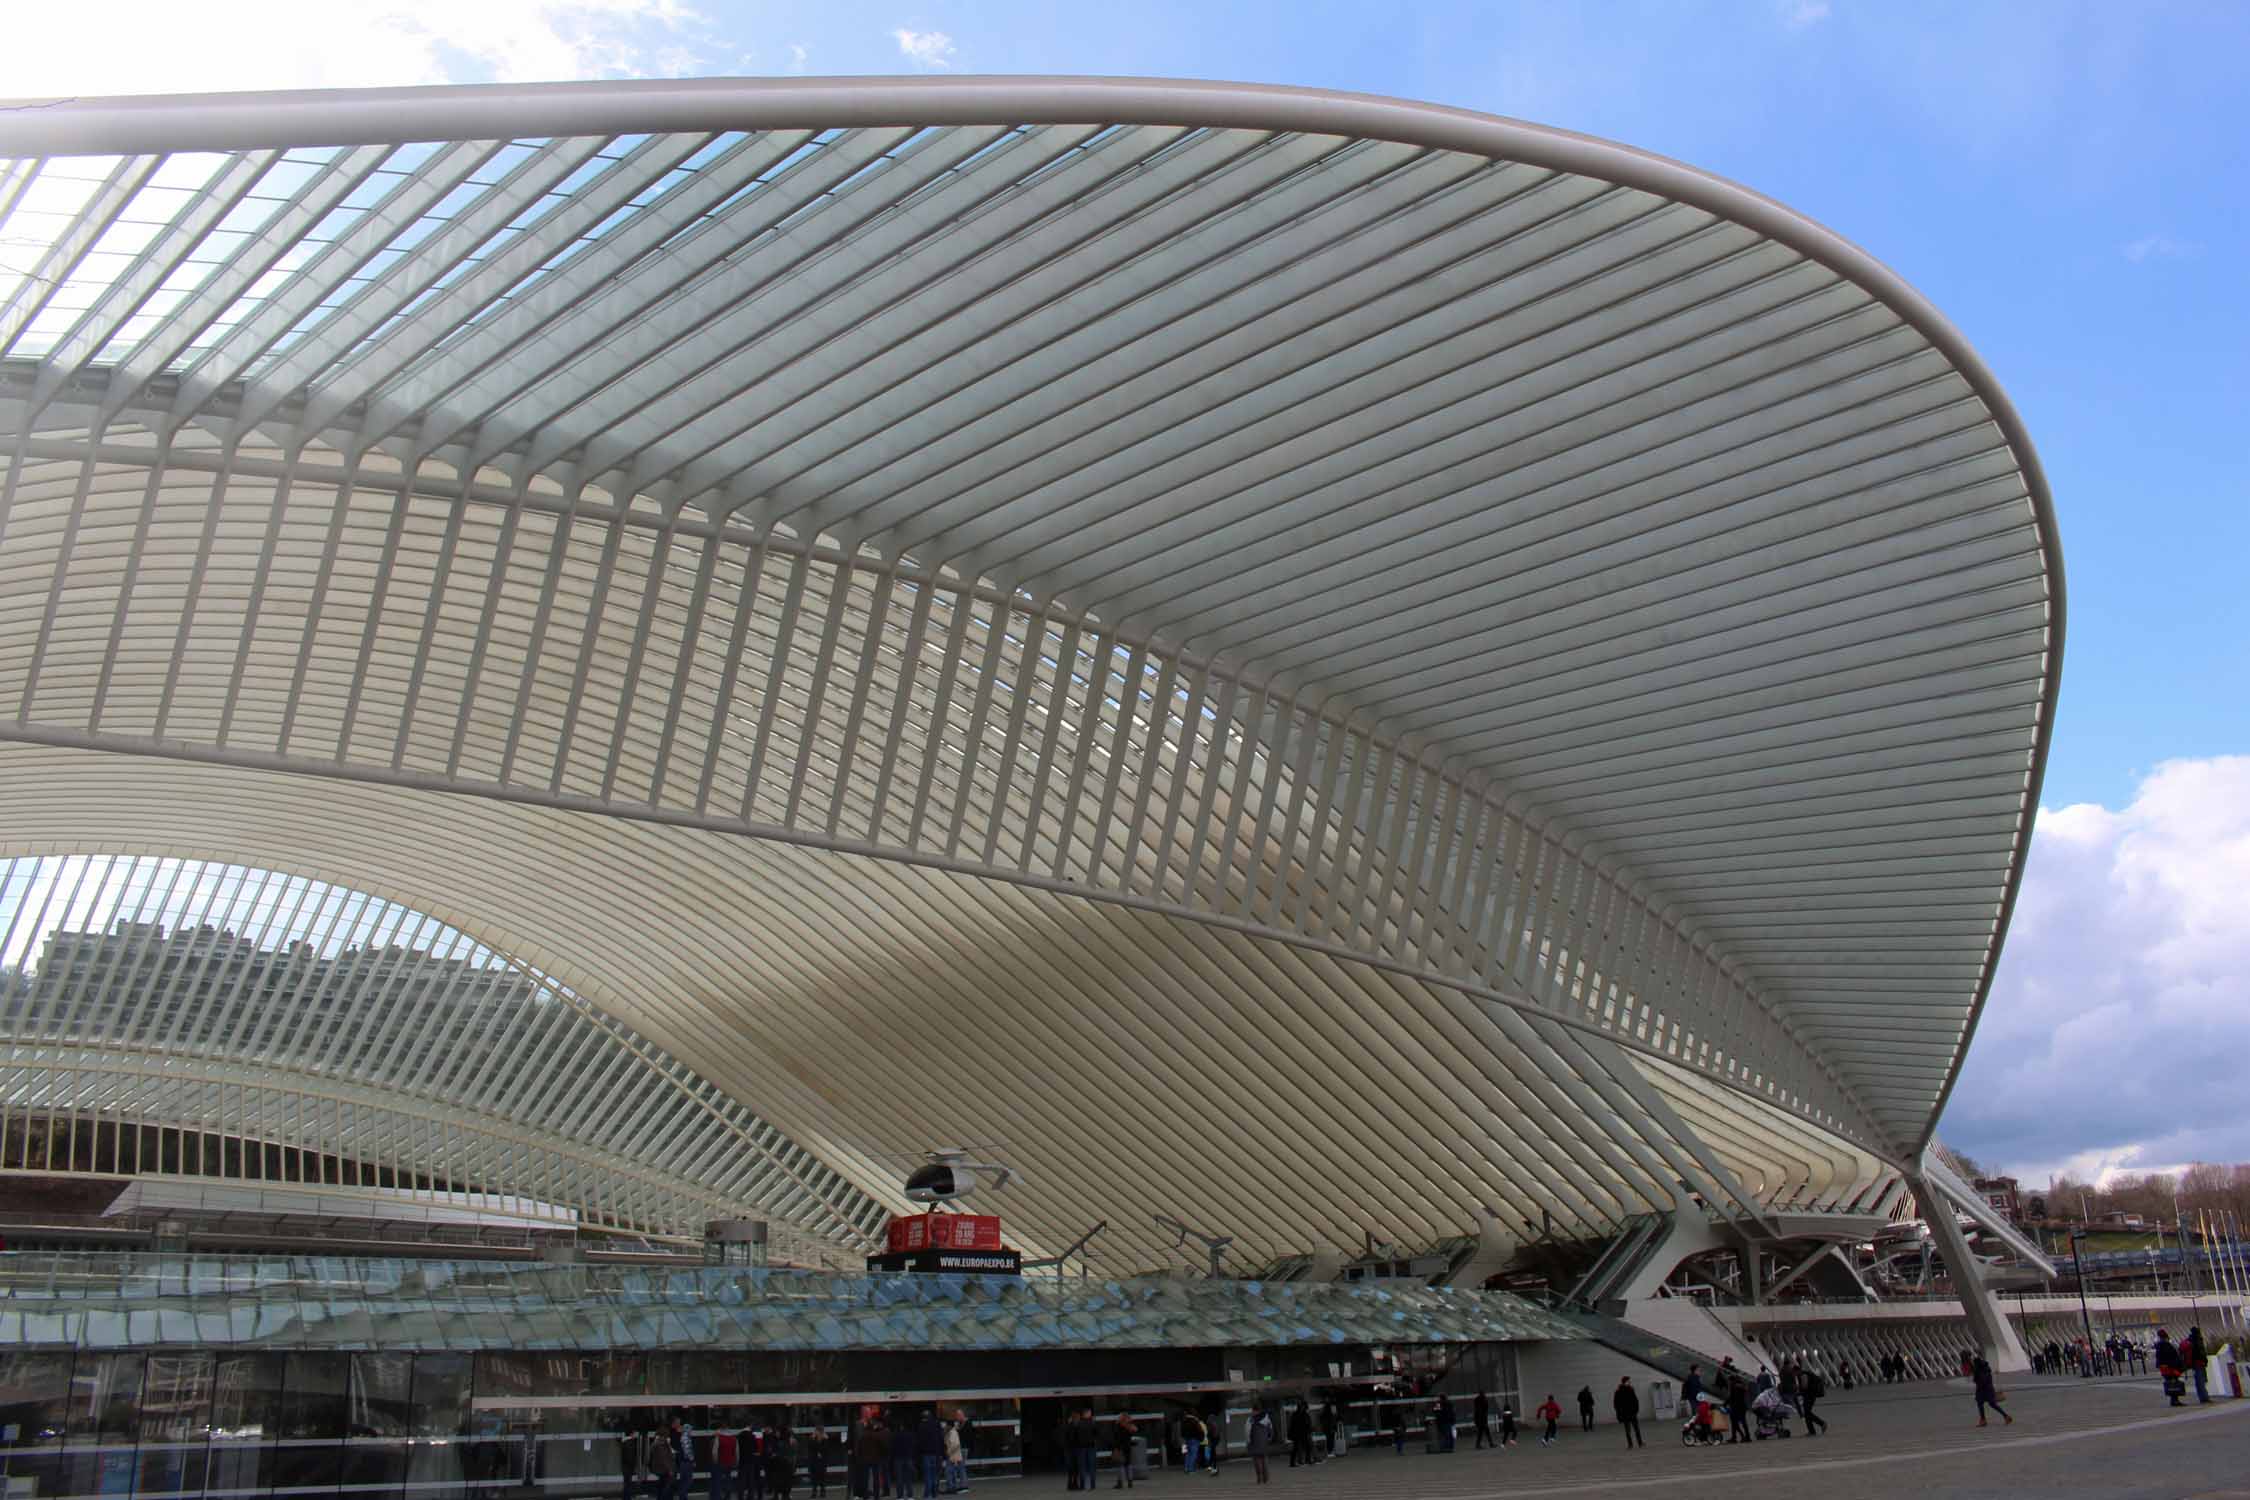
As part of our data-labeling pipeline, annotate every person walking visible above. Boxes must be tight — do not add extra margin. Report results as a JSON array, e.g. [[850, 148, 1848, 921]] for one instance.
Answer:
[[1179, 1412, 1206, 1475], [648, 1421, 679, 1500], [1612, 1378, 1642, 1449], [1320, 1400, 1340, 1460], [1680, 1365, 1703, 1416], [1535, 1395, 1561, 1448], [1076, 1411, 1102, 1494], [1245, 1405, 1273, 1486], [774, 1426, 799, 1500], [1798, 1366, 1827, 1436], [1575, 1386, 1594, 1433], [1388, 1401, 1404, 1455], [1972, 1355, 2012, 1428], [2185, 1327, 2212, 1404], [944, 1419, 966, 1495], [1838, 1357, 1854, 1391], [646, 1424, 678, 1500], [1725, 1374, 1751, 1446], [621, 1428, 647, 1500], [2155, 1330, 2187, 1406], [892, 1413, 920, 1500], [1286, 1402, 1311, 1468], [917, 1411, 945, 1500], [711, 1427, 740, 1500], [1111, 1412, 1138, 1491], [1472, 1390, 1493, 1449], [1435, 1393, 1457, 1453], [856, 1417, 887, 1500], [811, 1428, 833, 1499], [742, 1424, 768, 1500], [657, 1421, 693, 1500]]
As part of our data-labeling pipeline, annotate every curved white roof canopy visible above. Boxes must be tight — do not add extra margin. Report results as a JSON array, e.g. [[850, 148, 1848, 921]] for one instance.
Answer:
[[0, 77, 2059, 1270]]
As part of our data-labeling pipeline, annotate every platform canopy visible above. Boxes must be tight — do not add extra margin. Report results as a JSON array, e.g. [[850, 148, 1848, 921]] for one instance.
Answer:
[[0, 77, 2060, 1269]]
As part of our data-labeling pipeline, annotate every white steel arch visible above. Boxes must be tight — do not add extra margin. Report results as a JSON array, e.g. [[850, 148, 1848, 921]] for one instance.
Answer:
[[0, 76, 2060, 1273]]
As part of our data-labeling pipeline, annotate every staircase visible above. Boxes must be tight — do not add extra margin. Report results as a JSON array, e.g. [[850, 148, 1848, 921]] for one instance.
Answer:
[[1615, 1293, 1764, 1372], [1544, 1301, 1704, 1384]]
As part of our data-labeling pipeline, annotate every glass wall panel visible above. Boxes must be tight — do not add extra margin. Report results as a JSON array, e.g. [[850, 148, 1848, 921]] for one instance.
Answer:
[[273, 1352, 347, 1494], [406, 1354, 478, 1496], [530, 1407, 613, 1495], [136, 1353, 216, 1500], [344, 1352, 413, 1494], [0, 1349, 71, 1445], [0, 1351, 73, 1500], [412, 1354, 474, 1439], [206, 1352, 284, 1497], [67, 1351, 145, 1442]]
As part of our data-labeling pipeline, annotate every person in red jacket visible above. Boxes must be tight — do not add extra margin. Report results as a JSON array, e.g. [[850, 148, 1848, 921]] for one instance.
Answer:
[[1535, 1396, 1562, 1448]]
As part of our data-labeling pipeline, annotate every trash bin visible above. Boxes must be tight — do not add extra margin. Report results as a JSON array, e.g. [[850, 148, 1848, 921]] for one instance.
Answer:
[[1129, 1436, 1151, 1480]]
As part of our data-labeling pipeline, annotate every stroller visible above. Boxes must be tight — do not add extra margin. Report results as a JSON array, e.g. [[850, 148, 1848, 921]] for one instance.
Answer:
[[1678, 1400, 1727, 1447], [1749, 1387, 1792, 1440]]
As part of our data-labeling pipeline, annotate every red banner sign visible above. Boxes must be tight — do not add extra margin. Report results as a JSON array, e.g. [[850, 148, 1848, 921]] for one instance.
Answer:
[[887, 1212, 1003, 1253]]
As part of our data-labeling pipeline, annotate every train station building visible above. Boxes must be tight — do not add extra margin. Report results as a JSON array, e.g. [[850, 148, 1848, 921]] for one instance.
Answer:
[[0, 75, 2094, 1496]]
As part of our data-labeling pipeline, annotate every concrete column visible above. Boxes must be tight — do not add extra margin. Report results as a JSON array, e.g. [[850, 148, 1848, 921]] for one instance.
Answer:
[[1909, 1172, 2031, 1372]]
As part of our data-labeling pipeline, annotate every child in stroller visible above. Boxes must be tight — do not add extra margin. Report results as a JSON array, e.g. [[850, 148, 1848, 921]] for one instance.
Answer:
[[1749, 1386, 1792, 1439], [1678, 1398, 1727, 1447]]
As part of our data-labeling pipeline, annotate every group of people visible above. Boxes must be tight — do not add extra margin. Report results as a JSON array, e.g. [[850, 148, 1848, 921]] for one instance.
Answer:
[[1060, 1407, 1138, 1490], [2153, 1326, 2215, 1406], [2032, 1335, 2149, 1377], [1680, 1356, 1829, 1443], [622, 1416, 849, 1500], [621, 1410, 981, 1500]]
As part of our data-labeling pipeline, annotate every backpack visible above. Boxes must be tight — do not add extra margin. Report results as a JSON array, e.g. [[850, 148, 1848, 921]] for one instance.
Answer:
[[716, 1433, 739, 1468]]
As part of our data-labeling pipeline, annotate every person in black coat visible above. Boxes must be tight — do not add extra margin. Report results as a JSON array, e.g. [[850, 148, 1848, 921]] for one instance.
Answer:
[[1575, 1387, 1594, 1432], [1612, 1378, 1642, 1449], [1285, 1403, 1312, 1467]]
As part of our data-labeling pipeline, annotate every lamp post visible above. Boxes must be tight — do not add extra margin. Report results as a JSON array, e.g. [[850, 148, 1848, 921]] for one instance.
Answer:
[[2070, 1230, 2096, 1373]]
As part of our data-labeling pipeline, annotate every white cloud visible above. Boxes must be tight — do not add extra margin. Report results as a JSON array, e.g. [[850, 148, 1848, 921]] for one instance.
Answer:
[[1944, 756, 2250, 1179], [0, 0, 710, 98], [1782, 0, 1832, 28], [893, 28, 958, 69], [2123, 234, 2201, 263], [787, 43, 811, 75]]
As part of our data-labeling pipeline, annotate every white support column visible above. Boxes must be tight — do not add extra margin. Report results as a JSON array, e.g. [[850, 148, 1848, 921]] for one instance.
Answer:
[[1910, 1167, 2032, 1372]]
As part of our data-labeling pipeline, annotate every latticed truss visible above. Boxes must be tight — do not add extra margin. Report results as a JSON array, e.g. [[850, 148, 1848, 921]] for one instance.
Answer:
[[0, 77, 2060, 1270]]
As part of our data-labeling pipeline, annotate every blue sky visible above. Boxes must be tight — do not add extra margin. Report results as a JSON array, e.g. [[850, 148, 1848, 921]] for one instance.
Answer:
[[6, 0, 2246, 1181]]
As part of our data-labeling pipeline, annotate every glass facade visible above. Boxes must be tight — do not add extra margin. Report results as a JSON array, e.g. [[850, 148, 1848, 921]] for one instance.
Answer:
[[0, 1343, 1531, 1498], [0, 1256, 1574, 1497], [0, 1253, 1584, 1351]]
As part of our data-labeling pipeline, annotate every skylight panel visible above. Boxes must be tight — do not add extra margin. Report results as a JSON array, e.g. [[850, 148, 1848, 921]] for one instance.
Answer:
[[150, 153, 229, 192], [15, 172, 103, 218], [115, 184, 201, 225], [466, 142, 539, 186], [427, 181, 486, 222], [382, 141, 445, 174], [88, 217, 163, 258]]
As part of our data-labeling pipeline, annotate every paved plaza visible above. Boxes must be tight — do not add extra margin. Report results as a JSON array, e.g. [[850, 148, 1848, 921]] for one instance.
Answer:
[[1133, 1378, 2246, 1500]]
